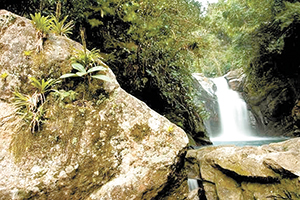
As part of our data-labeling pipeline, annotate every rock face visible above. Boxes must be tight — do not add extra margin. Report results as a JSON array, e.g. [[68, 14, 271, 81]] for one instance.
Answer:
[[243, 79, 297, 137], [0, 10, 190, 199], [192, 73, 220, 138], [186, 138, 300, 200], [292, 100, 300, 136], [224, 69, 245, 92], [224, 69, 299, 137]]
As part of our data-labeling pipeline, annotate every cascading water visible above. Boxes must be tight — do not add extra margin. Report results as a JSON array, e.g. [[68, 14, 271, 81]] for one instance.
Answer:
[[187, 179, 199, 191], [211, 77, 256, 142]]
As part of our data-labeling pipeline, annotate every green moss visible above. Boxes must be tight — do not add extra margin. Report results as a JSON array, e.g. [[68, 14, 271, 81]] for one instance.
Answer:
[[241, 178, 300, 199], [9, 97, 124, 199], [130, 123, 151, 142], [9, 122, 35, 162]]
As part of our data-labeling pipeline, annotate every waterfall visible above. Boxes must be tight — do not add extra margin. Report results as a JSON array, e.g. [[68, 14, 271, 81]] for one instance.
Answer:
[[187, 178, 199, 191], [211, 77, 256, 142]]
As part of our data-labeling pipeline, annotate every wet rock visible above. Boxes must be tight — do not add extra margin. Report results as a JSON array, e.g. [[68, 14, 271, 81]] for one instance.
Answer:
[[186, 138, 300, 200], [0, 10, 190, 199], [187, 189, 200, 200], [192, 73, 220, 138], [244, 80, 296, 136], [224, 69, 245, 92], [292, 100, 300, 136], [224, 67, 298, 137], [192, 73, 216, 97]]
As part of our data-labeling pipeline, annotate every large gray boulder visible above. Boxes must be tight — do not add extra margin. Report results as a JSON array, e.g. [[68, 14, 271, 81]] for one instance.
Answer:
[[186, 138, 300, 200], [0, 10, 190, 199]]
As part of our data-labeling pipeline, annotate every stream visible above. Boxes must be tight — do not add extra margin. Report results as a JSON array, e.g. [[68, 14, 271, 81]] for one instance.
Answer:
[[188, 76, 289, 192]]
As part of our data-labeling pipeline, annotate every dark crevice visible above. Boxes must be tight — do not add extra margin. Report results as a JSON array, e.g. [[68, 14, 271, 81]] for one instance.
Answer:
[[152, 149, 188, 200], [214, 164, 280, 184], [263, 161, 299, 179]]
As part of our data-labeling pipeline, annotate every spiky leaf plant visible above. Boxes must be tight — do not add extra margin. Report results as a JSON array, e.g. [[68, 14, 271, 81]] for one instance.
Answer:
[[29, 77, 59, 103], [30, 12, 51, 35], [13, 77, 59, 133], [50, 15, 74, 36], [13, 91, 45, 133]]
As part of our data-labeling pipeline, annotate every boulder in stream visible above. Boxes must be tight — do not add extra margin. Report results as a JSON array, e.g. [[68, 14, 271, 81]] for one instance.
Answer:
[[186, 138, 300, 200]]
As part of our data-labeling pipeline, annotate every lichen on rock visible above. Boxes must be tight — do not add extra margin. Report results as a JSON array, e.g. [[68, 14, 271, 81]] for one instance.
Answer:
[[0, 10, 190, 199]]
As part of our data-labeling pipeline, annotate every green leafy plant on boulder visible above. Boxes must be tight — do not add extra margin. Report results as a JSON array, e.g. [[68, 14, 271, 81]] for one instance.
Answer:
[[60, 63, 110, 81], [60, 29, 111, 90], [13, 77, 59, 133], [49, 15, 74, 36], [30, 12, 51, 36], [30, 10, 74, 52]]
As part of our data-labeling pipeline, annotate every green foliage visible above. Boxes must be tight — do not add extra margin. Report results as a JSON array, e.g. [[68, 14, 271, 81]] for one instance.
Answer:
[[53, 89, 77, 102], [81, 0, 209, 134], [60, 63, 111, 82], [71, 28, 109, 69], [197, 0, 300, 79], [13, 90, 46, 133], [61, 28, 111, 86], [30, 9, 74, 38], [50, 15, 74, 36], [275, 2, 300, 31], [71, 48, 106, 68], [13, 77, 58, 133], [30, 12, 51, 35], [30, 77, 58, 95]]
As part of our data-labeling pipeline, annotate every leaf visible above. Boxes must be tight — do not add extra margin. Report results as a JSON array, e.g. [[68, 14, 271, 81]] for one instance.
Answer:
[[88, 18, 104, 28], [50, 15, 74, 36], [30, 12, 51, 34], [14, 91, 29, 102], [43, 78, 59, 92], [91, 74, 112, 82], [87, 66, 108, 73], [72, 63, 86, 73], [30, 77, 42, 89], [76, 72, 87, 77], [60, 73, 78, 79]]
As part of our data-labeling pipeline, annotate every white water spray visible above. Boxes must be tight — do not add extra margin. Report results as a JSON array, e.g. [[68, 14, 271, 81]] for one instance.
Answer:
[[212, 77, 257, 142], [187, 178, 199, 191]]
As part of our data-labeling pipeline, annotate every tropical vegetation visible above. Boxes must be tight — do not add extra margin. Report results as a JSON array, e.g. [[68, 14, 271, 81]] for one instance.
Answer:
[[2, 0, 300, 137], [13, 77, 59, 133]]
